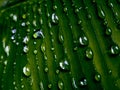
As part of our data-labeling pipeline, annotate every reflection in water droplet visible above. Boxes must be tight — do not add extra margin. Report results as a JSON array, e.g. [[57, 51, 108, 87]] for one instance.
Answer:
[[59, 58, 70, 71], [23, 46, 29, 53], [106, 27, 112, 35], [94, 73, 101, 82], [85, 47, 94, 60], [51, 13, 59, 24], [79, 36, 89, 46], [33, 30, 44, 39], [58, 80, 64, 89], [23, 64, 31, 77], [80, 78, 87, 87], [110, 45, 120, 55]]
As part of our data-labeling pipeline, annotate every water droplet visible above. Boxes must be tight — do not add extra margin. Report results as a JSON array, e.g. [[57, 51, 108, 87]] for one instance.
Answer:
[[56, 69, 60, 74], [22, 14, 26, 19], [23, 46, 29, 53], [23, 36, 29, 44], [21, 22, 26, 27], [13, 14, 17, 22], [41, 42, 45, 53], [108, 69, 112, 74], [33, 30, 44, 39], [87, 14, 92, 19], [59, 58, 70, 71], [110, 45, 120, 55], [33, 50, 38, 55], [51, 13, 59, 24], [44, 67, 49, 73], [79, 35, 89, 46], [97, 6, 105, 19], [12, 29, 17, 34], [58, 80, 64, 89], [53, 5, 57, 10], [72, 78, 78, 89], [21, 85, 24, 88], [80, 78, 87, 87], [94, 73, 101, 82], [64, 7, 68, 13], [23, 64, 31, 77], [33, 20, 37, 27], [85, 47, 94, 60], [4, 60, 7, 66], [106, 27, 112, 35], [58, 31, 64, 43], [4, 46, 10, 56], [48, 84, 52, 88], [39, 81, 44, 90]]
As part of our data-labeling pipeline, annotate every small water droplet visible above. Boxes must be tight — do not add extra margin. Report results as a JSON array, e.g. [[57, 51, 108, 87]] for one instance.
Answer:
[[56, 69, 60, 74], [4, 46, 10, 56], [39, 81, 44, 90], [110, 45, 120, 55], [94, 73, 101, 82], [23, 46, 29, 53], [21, 22, 26, 27], [53, 5, 57, 10], [64, 7, 68, 12], [33, 50, 38, 55], [59, 58, 70, 71], [79, 35, 89, 46], [97, 6, 105, 19], [4, 60, 7, 66], [85, 47, 94, 60], [44, 67, 49, 73], [22, 14, 26, 19], [58, 80, 64, 89], [33, 20, 37, 27], [80, 78, 87, 87], [108, 69, 112, 74], [106, 27, 112, 35], [33, 30, 44, 39], [23, 64, 31, 77], [23, 36, 29, 44], [21, 85, 24, 88], [87, 14, 92, 19], [72, 78, 78, 89], [12, 29, 17, 34], [58, 31, 64, 43], [51, 13, 59, 24], [48, 84, 52, 89], [13, 14, 17, 22], [41, 42, 45, 53]]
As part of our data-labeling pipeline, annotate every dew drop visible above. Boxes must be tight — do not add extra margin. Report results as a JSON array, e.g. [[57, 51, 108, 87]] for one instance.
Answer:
[[80, 78, 87, 87], [13, 14, 17, 22], [48, 84, 52, 89], [110, 45, 120, 55], [79, 35, 89, 46], [12, 29, 17, 34], [21, 22, 26, 27], [85, 47, 94, 60], [51, 13, 59, 24], [58, 31, 64, 43], [33, 50, 38, 55], [23, 46, 29, 53], [64, 7, 68, 13], [23, 64, 31, 77], [58, 80, 64, 89], [33, 30, 44, 39], [108, 69, 112, 74], [94, 73, 101, 82], [22, 14, 26, 19], [53, 5, 57, 10], [4, 46, 10, 56], [23, 36, 29, 44], [44, 67, 49, 73], [105, 27, 112, 35], [39, 81, 44, 90], [59, 58, 70, 71], [97, 6, 105, 19], [56, 69, 60, 74], [41, 42, 45, 53], [4, 60, 7, 66]]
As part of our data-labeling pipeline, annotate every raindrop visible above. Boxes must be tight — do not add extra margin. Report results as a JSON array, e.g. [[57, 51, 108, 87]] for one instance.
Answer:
[[58, 80, 64, 89], [33, 30, 44, 39], [79, 35, 89, 46], [23, 36, 29, 44], [110, 45, 120, 55], [105, 27, 112, 35], [23, 46, 29, 53], [80, 78, 87, 87], [23, 64, 31, 77], [94, 73, 101, 82], [59, 58, 70, 71], [51, 13, 59, 24], [85, 47, 94, 60]]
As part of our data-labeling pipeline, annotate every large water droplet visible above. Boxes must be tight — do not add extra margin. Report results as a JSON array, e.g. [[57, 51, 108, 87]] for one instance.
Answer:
[[33, 30, 44, 39], [23, 46, 29, 53], [23, 64, 31, 77], [79, 35, 89, 46], [110, 45, 120, 55], [106, 27, 112, 35], [85, 47, 94, 60], [58, 80, 64, 89], [59, 58, 70, 71], [80, 78, 87, 87], [51, 13, 59, 24], [94, 73, 101, 82]]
